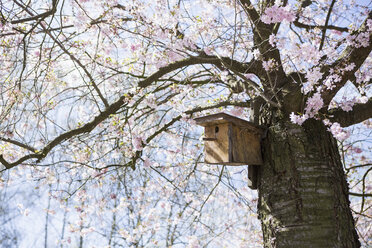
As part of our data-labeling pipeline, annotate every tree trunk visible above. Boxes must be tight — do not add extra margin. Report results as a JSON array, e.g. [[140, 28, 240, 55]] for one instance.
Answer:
[[258, 119, 360, 248]]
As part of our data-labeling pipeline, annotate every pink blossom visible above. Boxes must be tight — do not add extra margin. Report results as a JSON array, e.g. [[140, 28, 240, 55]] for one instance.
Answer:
[[4, 130, 14, 138], [186, 235, 200, 248], [296, 43, 321, 64], [156, 30, 168, 40], [331, 30, 342, 36], [324, 74, 341, 90], [261, 5, 295, 24], [357, 96, 368, 104], [323, 119, 331, 126], [353, 147, 363, 154], [156, 61, 168, 69], [252, 49, 260, 60], [329, 122, 350, 141], [143, 158, 151, 167], [119, 229, 130, 238], [343, 63, 355, 71], [182, 38, 197, 50], [339, 99, 354, 112], [130, 44, 141, 52], [262, 59, 277, 71], [131, 44, 137, 52], [290, 112, 308, 125], [133, 136, 144, 151], [220, 71, 229, 81], [346, 32, 370, 48], [228, 107, 243, 117], [145, 93, 158, 108], [121, 42, 128, 48], [44, 209, 56, 215], [269, 34, 277, 46], [17, 203, 30, 216], [244, 73, 255, 79], [355, 32, 370, 47], [305, 92, 323, 117], [203, 47, 213, 55], [367, 19, 372, 32], [75, 207, 83, 213], [304, 67, 323, 94], [167, 51, 181, 62]]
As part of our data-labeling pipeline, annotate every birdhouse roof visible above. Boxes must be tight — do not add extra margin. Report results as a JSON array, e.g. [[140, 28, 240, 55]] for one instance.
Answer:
[[194, 112, 263, 134]]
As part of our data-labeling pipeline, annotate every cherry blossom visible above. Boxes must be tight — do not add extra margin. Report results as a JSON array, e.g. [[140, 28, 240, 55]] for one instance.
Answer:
[[261, 5, 295, 24], [329, 122, 350, 141]]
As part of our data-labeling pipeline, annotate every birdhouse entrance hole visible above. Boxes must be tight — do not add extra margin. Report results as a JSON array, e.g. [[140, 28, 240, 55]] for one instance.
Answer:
[[203, 125, 220, 141]]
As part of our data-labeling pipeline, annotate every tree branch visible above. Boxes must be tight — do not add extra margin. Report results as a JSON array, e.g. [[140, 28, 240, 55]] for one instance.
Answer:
[[39, 24, 110, 108], [239, 0, 261, 26], [319, 0, 336, 50], [346, 163, 372, 171], [293, 20, 348, 33], [0, 75, 250, 170], [10, 0, 110, 109], [349, 192, 372, 197], [216, 56, 281, 108], [0, 137, 37, 152], [0, 95, 128, 170], [138, 55, 263, 88], [321, 11, 372, 106], [11, 0, 58, 24], [239, 0, 288, 90], [328, 98, 372, 127]]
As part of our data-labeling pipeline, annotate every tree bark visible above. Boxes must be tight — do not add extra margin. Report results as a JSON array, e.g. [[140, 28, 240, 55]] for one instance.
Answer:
[[258, 119, 360, 247]]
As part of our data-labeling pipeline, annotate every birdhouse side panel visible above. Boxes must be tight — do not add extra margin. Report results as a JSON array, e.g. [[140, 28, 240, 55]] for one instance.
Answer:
[[231, 125, 263, 165], [204, 123, 230, 164]]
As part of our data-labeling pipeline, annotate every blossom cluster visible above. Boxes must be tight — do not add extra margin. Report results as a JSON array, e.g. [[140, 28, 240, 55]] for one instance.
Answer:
[[328, 122, 350, 141], [304, 92, 324, 118], [261, 5, 295, 24], [262, 59, 277, 71]]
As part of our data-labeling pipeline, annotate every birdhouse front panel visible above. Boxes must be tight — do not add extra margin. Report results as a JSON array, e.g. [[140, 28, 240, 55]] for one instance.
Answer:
[[204, 123, 230, 164]]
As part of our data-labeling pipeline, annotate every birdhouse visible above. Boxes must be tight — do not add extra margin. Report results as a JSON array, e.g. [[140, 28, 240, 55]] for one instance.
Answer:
[[195, 113, 263, 189], [194, 113, 263, 166]]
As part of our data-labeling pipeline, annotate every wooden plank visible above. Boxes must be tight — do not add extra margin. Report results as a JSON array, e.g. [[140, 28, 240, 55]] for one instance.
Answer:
[[231, 125, 263, 165], [194, 113, 262, 135], [228, 123, 233, 162], [205, 123, 229, 164]]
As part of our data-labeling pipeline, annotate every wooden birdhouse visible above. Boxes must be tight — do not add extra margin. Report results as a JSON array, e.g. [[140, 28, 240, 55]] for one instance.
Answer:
[[194, 113, 263, 189], [195, 113, 263, 166]]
